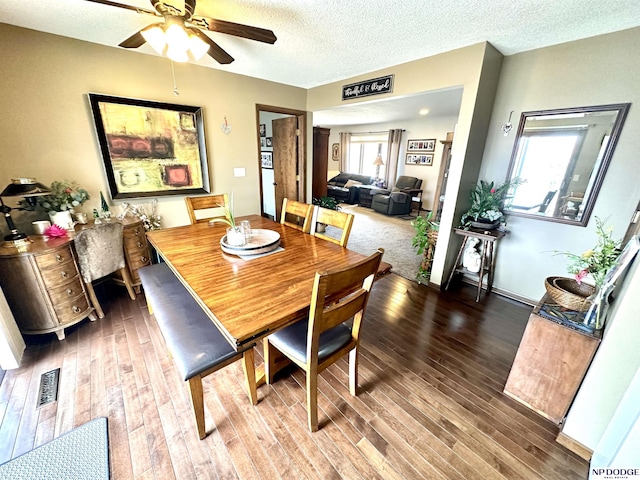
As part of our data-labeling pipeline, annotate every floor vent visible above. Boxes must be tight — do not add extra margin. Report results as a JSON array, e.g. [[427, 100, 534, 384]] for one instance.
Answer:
[[37, 368, 60, 408]]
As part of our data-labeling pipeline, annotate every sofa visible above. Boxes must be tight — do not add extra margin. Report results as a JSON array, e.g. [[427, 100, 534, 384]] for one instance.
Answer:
[[371, 176, 423, 215], [326, 173, 376, 204]]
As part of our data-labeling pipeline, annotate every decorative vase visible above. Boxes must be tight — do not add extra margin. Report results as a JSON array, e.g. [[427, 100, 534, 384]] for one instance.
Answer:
[[226, 227, 246, 246], [48, 210, 74, 230]]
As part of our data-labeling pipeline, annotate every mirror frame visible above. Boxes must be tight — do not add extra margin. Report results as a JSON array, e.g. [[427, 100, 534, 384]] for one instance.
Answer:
[[505, 103, 630, 226]]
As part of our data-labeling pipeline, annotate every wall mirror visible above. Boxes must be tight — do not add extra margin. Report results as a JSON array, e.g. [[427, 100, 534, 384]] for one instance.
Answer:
[[505, 103, 630, 226]]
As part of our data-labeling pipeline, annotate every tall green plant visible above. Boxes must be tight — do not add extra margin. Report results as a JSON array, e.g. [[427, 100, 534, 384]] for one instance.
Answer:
[[461, 178, 523, 226], [411, 211, 439, 282]]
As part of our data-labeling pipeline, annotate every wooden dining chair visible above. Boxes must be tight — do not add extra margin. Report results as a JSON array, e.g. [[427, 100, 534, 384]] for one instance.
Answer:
[[185, 193, 229, 224], [74, 222, 136, 319], [264, 248, 384, 431], [310, 207, 355, 247], [280, 198, 314, 233]]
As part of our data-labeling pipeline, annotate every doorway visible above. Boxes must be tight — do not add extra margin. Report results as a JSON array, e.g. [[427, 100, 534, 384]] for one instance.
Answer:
[[256, 105, 307, 220]]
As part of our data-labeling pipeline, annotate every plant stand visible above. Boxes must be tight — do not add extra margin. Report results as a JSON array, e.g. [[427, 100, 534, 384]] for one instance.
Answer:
[[445, 227, 505, 302]]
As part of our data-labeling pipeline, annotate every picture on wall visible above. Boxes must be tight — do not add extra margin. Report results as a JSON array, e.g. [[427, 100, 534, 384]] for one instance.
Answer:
[[260, 138, 266, 148], [405, 153, 434, 166], [88, 93, 210, 199], [261, 151, 273, 169], [266, 137, 273, 147], [332, 143, 340, 161], [407, 138, 436, 152], [259, 124, 266, 137]]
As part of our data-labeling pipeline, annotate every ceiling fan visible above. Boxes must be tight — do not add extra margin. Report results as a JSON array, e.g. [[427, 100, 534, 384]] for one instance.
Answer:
[[84, 0, 277, 64]]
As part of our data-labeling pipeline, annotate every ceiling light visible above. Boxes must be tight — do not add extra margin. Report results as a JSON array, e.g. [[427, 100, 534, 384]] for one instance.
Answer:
[[419, 108, 430, 115], [141, 24, 166, 55], [141, 17, 210, 63]]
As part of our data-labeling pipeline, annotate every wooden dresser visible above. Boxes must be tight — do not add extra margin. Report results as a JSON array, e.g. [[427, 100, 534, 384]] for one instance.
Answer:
[[120, 218, 152, 293], [503, 295, 601, 424], [0, 236, 96, 340]]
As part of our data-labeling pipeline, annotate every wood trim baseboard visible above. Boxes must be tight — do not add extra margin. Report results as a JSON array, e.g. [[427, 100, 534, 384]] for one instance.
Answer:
[[556, 432, 593, 461]]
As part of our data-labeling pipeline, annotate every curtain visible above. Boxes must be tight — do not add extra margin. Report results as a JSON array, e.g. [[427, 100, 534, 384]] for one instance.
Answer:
[[339, 132, 351, 172], [385, 129, 403, 190]]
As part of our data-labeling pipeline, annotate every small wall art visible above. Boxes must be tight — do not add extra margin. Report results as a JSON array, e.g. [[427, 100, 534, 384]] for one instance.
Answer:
[[261, 151, 273, 169], [332, 143, 340, 161], [259, 124, 266, 137], [405, 153, 434, 166], [407, 138, 436, 152], [266, 137, 273, 147]]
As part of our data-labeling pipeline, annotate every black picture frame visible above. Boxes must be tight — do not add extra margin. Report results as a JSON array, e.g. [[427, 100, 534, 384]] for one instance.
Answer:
[[88, 93, 210, 200], [266, 137, 273, 147], [405, 153, 433, 166], [407, 139, 436, 152], [261, 151, 273, 169], [259, 124, 266, 137]]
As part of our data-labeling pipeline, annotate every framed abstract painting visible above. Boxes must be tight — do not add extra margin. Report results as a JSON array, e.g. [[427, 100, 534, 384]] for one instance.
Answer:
[[88, 93, 210, 199]]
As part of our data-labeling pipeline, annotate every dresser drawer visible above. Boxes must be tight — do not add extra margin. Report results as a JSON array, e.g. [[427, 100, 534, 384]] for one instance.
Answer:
[[40, 262, 79, 288], [47, 277, 85, 305], [124, 224, 146, 239], [36, 247, 74, 270], [124, 234, 148, 253], [127, 253, 151, 271], [53, 294, 91, 325]]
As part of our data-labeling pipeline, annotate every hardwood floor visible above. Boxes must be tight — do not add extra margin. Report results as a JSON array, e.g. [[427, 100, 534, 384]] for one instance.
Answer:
[[0, 275, 588, 479]]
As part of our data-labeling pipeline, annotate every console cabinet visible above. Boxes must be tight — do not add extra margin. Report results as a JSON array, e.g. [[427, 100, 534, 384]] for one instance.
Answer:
[[0, 237, 96, 340], [503, 297, 601, 424]]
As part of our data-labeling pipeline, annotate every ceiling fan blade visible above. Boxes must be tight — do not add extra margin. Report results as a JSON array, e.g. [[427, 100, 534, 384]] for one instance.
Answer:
[[192, 29, 234, 64], [119, 29, 146, 48], [195, 17, 277, 44], [83, 0, 157, 16]]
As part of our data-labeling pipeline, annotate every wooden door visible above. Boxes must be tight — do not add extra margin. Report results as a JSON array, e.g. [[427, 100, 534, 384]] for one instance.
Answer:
[[273, 116, 299, 220]]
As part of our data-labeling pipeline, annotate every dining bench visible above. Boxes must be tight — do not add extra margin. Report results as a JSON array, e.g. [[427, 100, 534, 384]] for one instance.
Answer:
[[138, 263, 257, 440]]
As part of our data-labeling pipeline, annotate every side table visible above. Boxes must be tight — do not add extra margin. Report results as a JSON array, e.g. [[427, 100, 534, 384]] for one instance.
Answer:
[[404, 188, 423, 214], [357, 185, 389, 208], [445, 227, 505, 302]]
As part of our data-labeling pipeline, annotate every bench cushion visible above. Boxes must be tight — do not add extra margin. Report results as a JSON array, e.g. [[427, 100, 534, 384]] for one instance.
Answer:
[[138, 263, 246, 381]]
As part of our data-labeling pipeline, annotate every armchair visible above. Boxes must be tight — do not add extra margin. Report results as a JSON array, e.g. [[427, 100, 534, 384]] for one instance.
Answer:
[[371, 176, 423, 216]]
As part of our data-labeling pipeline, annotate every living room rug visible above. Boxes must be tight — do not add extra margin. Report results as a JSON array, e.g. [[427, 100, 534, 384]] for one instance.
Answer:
[[329, 205, 424, 281], [0, 417, 109, 479]]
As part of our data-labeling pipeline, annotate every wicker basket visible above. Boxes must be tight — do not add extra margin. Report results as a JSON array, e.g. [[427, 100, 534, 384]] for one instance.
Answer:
[[544, 276, 596, 312]]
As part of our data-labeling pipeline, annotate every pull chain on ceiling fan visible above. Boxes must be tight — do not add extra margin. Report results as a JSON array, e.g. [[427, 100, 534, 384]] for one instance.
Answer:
[[84, 0, 277, 64]]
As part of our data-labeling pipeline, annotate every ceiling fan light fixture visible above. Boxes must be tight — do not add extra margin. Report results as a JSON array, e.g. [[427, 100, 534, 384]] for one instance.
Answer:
[[188, 32, 210, 60], [141, 25, 166, 54], [166, 45, 189, 62]]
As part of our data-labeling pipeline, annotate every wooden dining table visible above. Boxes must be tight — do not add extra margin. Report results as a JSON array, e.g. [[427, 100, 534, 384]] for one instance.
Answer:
[[145, 215, 370, 351]]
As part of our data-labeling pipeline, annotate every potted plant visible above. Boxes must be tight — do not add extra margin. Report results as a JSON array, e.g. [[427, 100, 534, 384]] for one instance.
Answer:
[[411, 211, 439, 283], [461, 178, 522, 229], [209, 192, 245, 246], [36, 180, 90, 229], [312, 196, 340, 232], [551, 216, 622, 329]]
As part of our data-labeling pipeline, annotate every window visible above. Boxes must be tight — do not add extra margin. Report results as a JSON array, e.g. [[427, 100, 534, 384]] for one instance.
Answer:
[[347, 133, 388, 179]]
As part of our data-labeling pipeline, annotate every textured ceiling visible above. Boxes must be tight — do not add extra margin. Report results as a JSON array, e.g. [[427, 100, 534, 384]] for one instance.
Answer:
[[1, 0, 639, 90]]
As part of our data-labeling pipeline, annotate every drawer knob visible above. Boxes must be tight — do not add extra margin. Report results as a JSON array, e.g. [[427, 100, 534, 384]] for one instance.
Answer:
[[56, 254, 64, 262], [72, 305, 81, 313], [66, 288, 74, 296], [134, 229, 141, 235], [137, 242, 143, 248], [60, 271, 68, 278], [141, 256, 148, 263]]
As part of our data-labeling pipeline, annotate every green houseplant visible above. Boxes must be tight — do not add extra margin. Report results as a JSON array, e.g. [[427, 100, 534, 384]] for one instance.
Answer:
[[209, 192, 245, 246], [411, 211, 439, 283], [461, 178, 522, 228], [34, 180, 90, 230]]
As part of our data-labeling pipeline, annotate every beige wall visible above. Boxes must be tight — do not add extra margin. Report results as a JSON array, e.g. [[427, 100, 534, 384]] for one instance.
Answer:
[[0, 24, 306, 234], [480, 27, 640, 301]]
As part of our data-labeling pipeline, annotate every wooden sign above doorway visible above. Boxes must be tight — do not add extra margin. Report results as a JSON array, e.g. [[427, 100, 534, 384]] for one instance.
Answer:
[[342, 75, 394, 101]]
